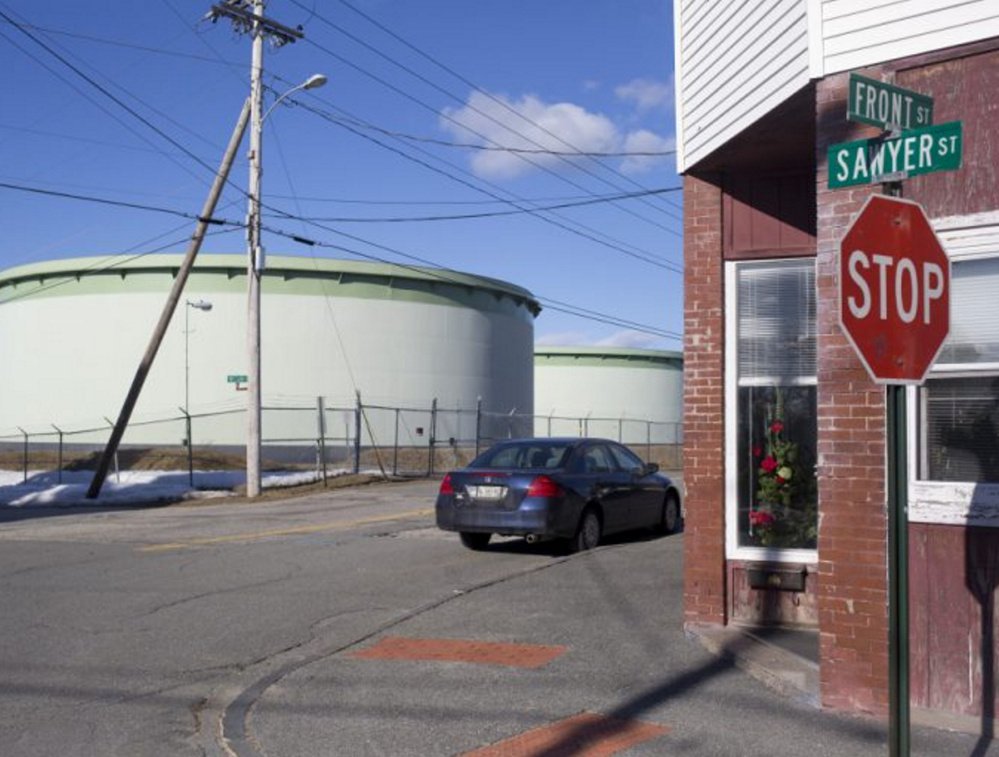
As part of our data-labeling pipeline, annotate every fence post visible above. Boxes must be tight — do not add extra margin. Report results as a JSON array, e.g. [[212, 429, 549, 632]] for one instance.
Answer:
[[53, 425, 64, 484], [618, 416, 623, 443], [354, 392, 362, 475], [180, 407, 194, 488], [474, 397, 482, 457], [392, 408, 400, 477], [548, 412, 553, 437], [17, 427, 28, 483], [428, 398, 438, 477], [646, 421, 652, 463], [317, 396, 328, 487]]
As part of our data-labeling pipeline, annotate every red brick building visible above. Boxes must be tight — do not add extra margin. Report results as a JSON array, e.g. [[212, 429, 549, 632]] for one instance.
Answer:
[[674, 2, 999, 730]]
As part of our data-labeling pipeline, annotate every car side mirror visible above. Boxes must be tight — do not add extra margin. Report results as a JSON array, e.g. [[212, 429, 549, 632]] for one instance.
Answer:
[[641, 462, 659, 476]]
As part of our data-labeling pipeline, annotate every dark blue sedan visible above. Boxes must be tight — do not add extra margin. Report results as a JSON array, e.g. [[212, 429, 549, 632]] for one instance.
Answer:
[[435, 438, 682, 552]]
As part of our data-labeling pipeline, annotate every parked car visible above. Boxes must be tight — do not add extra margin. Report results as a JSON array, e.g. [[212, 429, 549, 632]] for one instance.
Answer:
[[435, 437, 681, 552]]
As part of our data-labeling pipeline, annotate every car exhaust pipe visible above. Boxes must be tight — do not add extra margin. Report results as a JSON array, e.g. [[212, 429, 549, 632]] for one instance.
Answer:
[[525, 534, 540, 544]]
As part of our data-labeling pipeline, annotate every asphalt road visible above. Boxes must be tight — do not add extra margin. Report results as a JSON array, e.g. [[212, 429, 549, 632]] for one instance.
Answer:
[[0, 479, 988, 756]]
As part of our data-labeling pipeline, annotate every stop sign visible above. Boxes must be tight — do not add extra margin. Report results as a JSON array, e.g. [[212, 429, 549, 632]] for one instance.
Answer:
[[839, 194, 950, 384]]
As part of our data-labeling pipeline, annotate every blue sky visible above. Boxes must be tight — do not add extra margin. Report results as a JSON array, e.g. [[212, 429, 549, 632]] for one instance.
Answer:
[[0, 0, 682, 348]]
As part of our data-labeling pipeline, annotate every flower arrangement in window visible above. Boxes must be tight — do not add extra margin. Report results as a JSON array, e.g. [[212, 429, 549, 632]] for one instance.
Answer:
[[749, 390, 817, 549]]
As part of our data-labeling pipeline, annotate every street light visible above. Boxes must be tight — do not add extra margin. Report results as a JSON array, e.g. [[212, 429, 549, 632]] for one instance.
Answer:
[[246, 70, 327, 497], [184, 298, 212, 488]]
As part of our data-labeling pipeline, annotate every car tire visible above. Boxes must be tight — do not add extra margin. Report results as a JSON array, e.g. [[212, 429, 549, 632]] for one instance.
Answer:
[[459, 532, 491, 550], [660, 491, 681, 535], [570, 508, 602, 553]]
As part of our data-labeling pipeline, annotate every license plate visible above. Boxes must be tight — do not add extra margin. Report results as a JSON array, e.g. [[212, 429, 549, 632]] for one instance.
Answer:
[[466, 485, 506, 500]]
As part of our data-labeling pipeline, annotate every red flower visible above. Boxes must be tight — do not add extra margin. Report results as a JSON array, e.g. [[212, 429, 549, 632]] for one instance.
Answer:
[[770, 420, 784, 434], [760, 456, 778, 473], [752, 445, 763, 458], [775, 476, 786, 485], [749, 510, 775, 527]]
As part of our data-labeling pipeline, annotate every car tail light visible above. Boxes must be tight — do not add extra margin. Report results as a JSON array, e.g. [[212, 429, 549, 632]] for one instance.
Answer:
[[527, 475, 563, 498], [439, 474, 454, 495]]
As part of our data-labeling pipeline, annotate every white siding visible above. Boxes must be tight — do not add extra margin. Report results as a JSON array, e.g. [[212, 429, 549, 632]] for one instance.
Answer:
[[674, 0, 999, 172], [675, 0, 811, 171], [820, 0, 999, 75]]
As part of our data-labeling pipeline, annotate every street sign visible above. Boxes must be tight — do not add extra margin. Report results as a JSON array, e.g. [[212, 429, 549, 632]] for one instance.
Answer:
[[848, 73, 933, 131], [839, 195, 950, 384], [828, 121, 962, 188], [227, 374, 248, 384]]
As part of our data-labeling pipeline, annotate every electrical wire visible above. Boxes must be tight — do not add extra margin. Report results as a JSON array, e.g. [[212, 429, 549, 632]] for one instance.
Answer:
[[0, 181, 677, 339], [264, 186, 681, 223], [292, 32, 681, 235], [299, 0, 681, 219], [280, 94, 682, 272]]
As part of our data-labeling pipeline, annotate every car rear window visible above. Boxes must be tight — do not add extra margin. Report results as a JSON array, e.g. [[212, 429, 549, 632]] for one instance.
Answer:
[[470, 443, 572, 470]]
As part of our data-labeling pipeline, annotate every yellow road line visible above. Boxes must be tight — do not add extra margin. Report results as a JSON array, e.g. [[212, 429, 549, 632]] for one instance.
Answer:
[[137, 508, 434, 553]]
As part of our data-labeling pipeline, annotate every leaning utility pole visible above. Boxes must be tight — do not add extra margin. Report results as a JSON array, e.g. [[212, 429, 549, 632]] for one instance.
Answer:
[[207, 0, 303, 497], [86, 100, 252, 499]]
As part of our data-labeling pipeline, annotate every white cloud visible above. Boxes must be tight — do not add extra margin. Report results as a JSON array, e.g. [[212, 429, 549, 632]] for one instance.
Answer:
[[620, 129, 676, 175], [536, 330, 673, 350], [535, 331, 590, 347], [615, 77, 674, 112], [595, 330, 668, 349], [441, 92, 619, 180]]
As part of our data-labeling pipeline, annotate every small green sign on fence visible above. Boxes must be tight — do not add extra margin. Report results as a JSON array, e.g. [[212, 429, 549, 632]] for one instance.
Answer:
[[227, 374, 248, 384]]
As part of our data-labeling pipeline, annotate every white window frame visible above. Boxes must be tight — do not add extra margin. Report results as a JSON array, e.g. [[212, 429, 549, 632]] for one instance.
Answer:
[[724, 258, 818, 562], [908, 212, 999, 526]]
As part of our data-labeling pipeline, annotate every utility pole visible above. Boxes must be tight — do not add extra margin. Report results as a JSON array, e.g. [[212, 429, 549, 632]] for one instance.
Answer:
[[86, 99, 251, 499], [207, 0, 303, 497]]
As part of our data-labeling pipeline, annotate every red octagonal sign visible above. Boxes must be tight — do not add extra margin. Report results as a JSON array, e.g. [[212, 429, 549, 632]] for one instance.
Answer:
[[839, 195, 950, 384]]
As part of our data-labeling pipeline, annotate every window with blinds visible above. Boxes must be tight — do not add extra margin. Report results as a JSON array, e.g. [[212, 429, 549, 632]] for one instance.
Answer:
[[733, 259, 818, 551], [921, 256, 999, 484], [737, 259, 816, 386]]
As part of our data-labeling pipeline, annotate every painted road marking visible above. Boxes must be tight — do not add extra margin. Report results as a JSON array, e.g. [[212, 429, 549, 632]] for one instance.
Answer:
[[463, 711, 670, 756], [136, 508, 433, 552], [350, 636, 567, 669]]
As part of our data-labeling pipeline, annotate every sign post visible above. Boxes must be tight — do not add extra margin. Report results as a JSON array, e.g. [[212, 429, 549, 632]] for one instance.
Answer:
[[839, 194, 950, 757]]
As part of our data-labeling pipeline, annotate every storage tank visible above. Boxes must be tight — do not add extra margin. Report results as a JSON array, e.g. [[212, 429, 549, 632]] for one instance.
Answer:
[[533, 346, 683, 446], [0, 254, 539, 458]]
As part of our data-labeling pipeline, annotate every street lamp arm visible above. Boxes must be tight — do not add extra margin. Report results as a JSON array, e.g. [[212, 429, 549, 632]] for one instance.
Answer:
[[262, 74, 327, 123]]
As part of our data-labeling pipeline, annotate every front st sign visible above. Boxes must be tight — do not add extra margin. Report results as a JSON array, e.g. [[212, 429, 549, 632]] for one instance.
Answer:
[[839, 195, 950, 384], [828, 121, 962, 188], [848, 73, 934, 131]]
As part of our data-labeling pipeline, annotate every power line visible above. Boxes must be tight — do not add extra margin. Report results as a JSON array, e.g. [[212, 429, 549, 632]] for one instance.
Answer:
[[292, 28, 681, 235], [283, 94, 682, 272], [282, 101, 676, 157], [0, 8, 220, 178], [0, 175, 678, 339], [310, 0, 682, 219], [264, 186, 681, 223]]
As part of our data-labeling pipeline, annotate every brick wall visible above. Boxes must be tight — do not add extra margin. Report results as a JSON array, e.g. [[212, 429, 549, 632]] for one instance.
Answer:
[[682, 171, 727, 626], [815, 70, 890, 715]]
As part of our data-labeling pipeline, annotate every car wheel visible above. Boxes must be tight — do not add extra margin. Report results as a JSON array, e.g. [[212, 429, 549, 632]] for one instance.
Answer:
[[459, 532, 491, 550], [660, 491, 681, 535], [571, 508, 602, 553]]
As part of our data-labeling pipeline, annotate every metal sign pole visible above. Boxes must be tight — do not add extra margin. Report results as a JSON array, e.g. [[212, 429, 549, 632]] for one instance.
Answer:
[[887, 383, 910, 756]]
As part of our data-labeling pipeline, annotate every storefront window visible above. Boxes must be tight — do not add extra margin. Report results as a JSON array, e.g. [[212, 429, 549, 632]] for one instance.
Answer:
[[920, 256, 999, 484], [732, 259, 817, 551]]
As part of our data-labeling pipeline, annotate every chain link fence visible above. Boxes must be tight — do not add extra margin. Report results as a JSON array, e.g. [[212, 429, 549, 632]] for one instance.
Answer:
[[0, 396, 683, 485]]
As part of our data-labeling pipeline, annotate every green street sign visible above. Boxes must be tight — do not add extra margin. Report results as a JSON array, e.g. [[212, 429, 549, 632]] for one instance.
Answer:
[[227, 374, 248, 384], [848, 73, 933, 131], [828, 121, 962, 189]]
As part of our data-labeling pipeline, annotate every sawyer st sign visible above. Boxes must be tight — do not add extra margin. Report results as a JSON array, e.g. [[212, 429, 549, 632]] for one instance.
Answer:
[[848, 73, 933, 131], [828, 121, 963, 188]]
